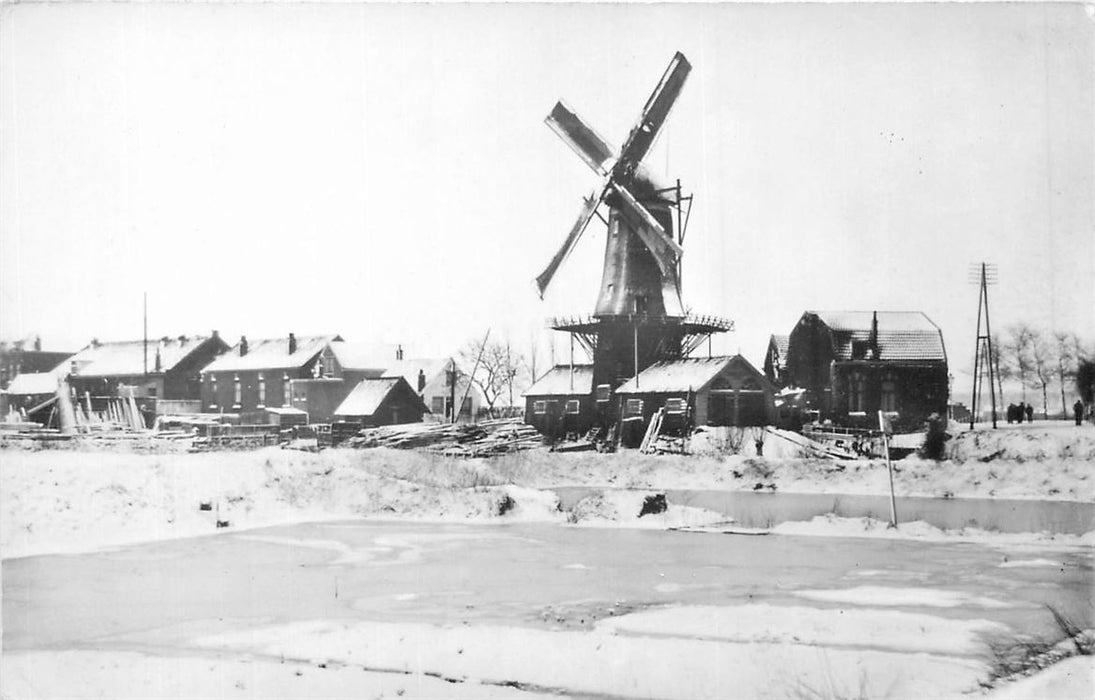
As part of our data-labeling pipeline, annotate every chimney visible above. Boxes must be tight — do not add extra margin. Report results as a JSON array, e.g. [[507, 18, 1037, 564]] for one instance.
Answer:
[[417, 368, 426, 393], [288, 333, 297, 355], [34, 335, 42, 352], [154, 346, 162, 372], [396, 344, 404, 361], [90, 338, 100, 348], [212, 329, 220, 341], [70, 360, 79, 376], [869, 311, 880, 360], [240, 336, 249, 357]]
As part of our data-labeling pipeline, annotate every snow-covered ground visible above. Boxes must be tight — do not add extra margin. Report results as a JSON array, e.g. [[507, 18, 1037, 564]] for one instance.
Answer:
[[2, 423, 1092, 699]]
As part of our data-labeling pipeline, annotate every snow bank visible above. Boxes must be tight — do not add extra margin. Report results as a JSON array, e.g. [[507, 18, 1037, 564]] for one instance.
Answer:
[[792, 586, 1012, 609], [985, 655, 1095, 700], [770, 514, 1095, 547], [566, 490, 727, 529], [949, 424, 1095, 463], [0, 649, 542, 700], [189, 616, 991, 700], [598, 603, 1006, 656], [0, 448, 564, 559]]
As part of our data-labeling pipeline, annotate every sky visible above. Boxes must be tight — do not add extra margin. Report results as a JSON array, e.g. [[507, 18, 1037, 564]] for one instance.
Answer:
[[1, 2, 1092, 403]]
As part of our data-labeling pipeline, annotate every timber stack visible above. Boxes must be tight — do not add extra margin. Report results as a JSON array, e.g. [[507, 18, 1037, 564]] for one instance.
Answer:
[[346, 418, 542, 457]]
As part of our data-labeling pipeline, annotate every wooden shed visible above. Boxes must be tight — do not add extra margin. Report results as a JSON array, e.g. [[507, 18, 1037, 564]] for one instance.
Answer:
[[522, 364, 595, 439], [332, 377, 428, 427], [614, 355, 776, 445]]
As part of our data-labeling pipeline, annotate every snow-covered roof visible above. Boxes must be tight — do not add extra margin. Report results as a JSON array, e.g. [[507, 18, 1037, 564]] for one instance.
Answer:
[[3, 372, 60, 395], [203, 335, 340, 373], [382, 358, 452, 389], [807, 311, 946, 362], [333, 377, 403, 417], [768, 334, 790, 358], [329, 341, 398, 372], [524, 364, 594, 397], [616, 356, 749, 394], [66, 335, 222, 378]]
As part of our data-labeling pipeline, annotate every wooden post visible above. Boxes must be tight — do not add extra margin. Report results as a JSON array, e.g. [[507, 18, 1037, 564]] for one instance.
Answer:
[[879, 410, 898, 528]]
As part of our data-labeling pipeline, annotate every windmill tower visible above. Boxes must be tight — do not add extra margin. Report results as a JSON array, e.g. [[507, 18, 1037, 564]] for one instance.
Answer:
[[536, 52, 732, 409]]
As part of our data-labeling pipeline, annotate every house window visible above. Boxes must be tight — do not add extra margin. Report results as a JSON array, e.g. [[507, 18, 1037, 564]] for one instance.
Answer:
[[664, 398, 686, 414], [147, 387, 157, 398], [849, 372, 866, 412], [233, 374, 242, 407], [565, 399, 580, 414], [431, 396, 445, 414], [533, 400, 547, 415], [283, 374, 291, 406], [595, 384, 612, 402], [313, 360, 323, 378], [851, 340, 869, 360], [881, 372, 897, 413], [258, 373, 266, 407], [625, 398, 644, 416]]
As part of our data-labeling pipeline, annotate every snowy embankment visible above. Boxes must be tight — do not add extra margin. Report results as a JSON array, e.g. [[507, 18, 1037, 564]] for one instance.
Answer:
[[1, 423, 1091, 558]]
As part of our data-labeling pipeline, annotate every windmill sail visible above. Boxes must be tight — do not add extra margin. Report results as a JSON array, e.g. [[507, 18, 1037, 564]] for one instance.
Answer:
[[535, 192, 601, 298], [545, 102, 615, 176], [617, 52, 692, 171]]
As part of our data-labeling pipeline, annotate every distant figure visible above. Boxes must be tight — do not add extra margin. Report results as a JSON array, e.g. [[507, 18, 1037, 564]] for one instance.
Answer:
[[1006, 403, 1016, 424], [1025, 403, 1034, 423], [1016, 402, 1025, 424], [1075, 400, 1085, 426]]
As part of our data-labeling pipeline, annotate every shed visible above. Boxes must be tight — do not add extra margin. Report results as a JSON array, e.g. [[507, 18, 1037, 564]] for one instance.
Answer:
[[616, 355, 776, 438], [522, 364, 595, 438], [333, 377, 428, 427]]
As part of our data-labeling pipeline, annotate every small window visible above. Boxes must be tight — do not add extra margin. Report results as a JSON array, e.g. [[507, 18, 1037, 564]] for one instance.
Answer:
[[565, 399, 580, 414], [664, 398, 686, 414], [851, 340, 869, 360], [431, 396, 445, 414], [233, 374, 242, 406], [595, 384, 612, 402], [881, 372, 897, 413], [258, 373, 266, 407], [533, 400, 547, 415], [625, 398, 644, 416], [147, 387, 158, 398]]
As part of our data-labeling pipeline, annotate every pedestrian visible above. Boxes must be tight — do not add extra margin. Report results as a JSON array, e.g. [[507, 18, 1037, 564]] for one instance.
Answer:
[[1025, 403, 1034, 423], [1015, 402, 1023, 423], [1006, 403, 1016, 424], [1075, 400, 1085, 426]]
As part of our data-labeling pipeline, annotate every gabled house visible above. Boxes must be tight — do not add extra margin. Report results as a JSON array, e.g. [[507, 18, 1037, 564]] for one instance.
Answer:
[[200, 333, 342, 415], [783, 310, 948, 430], [764, 334, 790, 386], [615, 355, 776, 442], [382, 357, 483, 420], [523, 364, 596, 438], [65, 333, 228, 401], [0, 336, 72, 391], [288, 340, 391, 423], [332, 377, 428, 427]]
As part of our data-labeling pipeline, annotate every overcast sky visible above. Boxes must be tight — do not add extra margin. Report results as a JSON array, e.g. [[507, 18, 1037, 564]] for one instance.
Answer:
[[2, 2, 1092, 399]]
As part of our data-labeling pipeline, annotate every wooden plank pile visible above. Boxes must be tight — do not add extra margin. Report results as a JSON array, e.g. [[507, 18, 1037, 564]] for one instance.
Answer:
[[346, 418, 542, 457]]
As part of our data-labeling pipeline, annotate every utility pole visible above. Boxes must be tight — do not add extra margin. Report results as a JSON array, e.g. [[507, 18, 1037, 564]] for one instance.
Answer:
[[143, 292, 148, 377], [968, 263, 998, 430]]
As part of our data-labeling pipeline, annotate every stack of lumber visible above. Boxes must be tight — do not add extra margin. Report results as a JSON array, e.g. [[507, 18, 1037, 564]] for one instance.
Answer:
[[348, 418, 542, 457]]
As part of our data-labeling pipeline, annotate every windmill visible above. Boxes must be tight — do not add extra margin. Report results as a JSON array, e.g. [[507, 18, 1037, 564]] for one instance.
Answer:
[[536, 52, 732, 399]]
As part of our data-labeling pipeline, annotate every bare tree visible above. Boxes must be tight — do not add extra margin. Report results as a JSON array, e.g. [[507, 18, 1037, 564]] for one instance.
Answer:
[[1029, 329, 1053, 419], [1053, 331, 1079, 416], [461, 336, 526, 417], [989, 332, 1007, 406], [1004, 324, 1037, 402]]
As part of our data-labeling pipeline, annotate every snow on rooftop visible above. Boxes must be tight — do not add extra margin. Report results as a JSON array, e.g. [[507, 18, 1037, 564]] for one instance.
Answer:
[[204, 335, 339, 373], [523, 365, 594, 397], [616, 356, 741, 394], [333, 377, 403, 417], [807, 311, 946, 362], [382, 358, 452, 388], [3, 372, 61, 395], [67, 335, 218, 377]]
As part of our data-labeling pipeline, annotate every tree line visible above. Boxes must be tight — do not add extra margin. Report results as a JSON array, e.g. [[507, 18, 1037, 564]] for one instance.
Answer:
[[988, 324, 1093, 418]]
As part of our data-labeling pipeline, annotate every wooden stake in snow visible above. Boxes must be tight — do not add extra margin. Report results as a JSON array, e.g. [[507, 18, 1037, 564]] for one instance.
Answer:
[[879, 410, 898, 529]]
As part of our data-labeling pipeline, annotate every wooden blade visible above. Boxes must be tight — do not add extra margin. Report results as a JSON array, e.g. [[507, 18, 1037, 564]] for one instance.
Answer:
[[535, 192, 603, 298], [612, 183, 682, 276], [617, 52, 691, 171], [545, 101, 615, 176]]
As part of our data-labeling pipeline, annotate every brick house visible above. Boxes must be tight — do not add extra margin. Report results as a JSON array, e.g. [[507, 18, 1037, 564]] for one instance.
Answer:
[[200, 333, 342, 415], [783, 310, 948, 430]]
